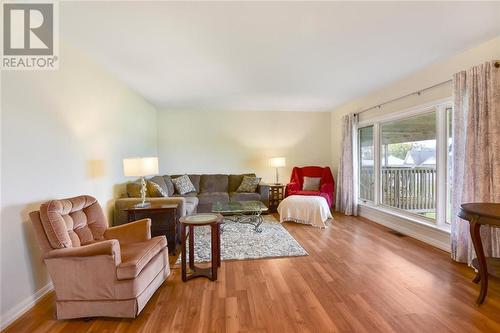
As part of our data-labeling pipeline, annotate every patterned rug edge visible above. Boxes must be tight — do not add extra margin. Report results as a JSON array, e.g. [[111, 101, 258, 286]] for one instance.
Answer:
[[173, 215, 308, 266]]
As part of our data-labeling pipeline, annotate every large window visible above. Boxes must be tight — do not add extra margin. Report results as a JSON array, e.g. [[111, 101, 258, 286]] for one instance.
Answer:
[[357, 101, 452, 227], [381, 112, 437, 219]]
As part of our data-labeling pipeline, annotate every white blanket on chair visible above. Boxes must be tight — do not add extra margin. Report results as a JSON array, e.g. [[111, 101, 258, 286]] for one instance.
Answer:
[[277, 195, 332, 228]]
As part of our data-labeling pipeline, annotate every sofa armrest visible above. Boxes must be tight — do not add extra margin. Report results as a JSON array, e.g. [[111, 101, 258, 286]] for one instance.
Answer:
[[257, 184, 270, 206], [105, 218, 151, 245], [45, 239, 121, 265], [114, 197, 187, 226]]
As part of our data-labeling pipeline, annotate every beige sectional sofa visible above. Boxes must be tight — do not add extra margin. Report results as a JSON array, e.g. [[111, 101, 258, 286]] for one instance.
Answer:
[[114, 173, 269, 226]]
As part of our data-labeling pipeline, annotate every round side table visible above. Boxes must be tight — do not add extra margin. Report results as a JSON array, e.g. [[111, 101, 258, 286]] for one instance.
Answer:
[[458, 203, 500, 305], [179, 213, 222, 282]]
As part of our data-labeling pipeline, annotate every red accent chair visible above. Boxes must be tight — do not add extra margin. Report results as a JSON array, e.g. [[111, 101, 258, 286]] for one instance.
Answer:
[[285, 166, 335, 207]]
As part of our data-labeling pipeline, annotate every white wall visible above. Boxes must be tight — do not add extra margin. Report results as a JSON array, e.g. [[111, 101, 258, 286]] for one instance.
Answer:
[[0, 43, 157, 328], [157, 110, 332, 183], [330, 36, 500, 176]]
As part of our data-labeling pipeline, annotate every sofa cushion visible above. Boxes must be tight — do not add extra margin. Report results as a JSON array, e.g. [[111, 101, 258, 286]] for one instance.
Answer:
[[230, 192, 261, 202], [172, 175, 196, 195], [117, 236, 167, 280], [126, 182, 143, 198], [200, 174, 228, 193], [146, 181, 168, 197], [228, 173, 256, 193], [236, 176, 261, 193], [148, 176, 170, 196], [171, 174, 200, 193], [162, 176, 175, 196], [302, 177, 321, 191], [197, 192, 229, 205], [39, 195, 107, 249], [171, 192, 198, 198]]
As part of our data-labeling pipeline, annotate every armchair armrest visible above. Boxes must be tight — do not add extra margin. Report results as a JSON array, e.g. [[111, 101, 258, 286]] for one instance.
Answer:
[[285, 182, 300, 195], [104, 218, 151, 245], [45, 239, 121, 265], [44, 239, 122, 301], [320, 183, 333, 194]]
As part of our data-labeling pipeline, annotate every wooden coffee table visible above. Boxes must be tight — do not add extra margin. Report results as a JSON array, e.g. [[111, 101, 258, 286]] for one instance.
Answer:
[[212, 201, 268, 232], [179, 213, 223, 282]]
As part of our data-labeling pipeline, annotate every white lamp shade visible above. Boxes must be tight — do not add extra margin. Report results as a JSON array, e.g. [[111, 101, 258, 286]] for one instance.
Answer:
[[123, 157, 159, 177], [269, 157, 286, 168]]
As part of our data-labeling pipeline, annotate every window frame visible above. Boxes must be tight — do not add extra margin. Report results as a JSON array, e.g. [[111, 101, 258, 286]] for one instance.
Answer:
[[356, 98, 452, 228], [358, 125, 375, 203]]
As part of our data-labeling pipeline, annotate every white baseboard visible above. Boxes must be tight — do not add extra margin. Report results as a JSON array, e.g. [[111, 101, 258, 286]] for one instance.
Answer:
[[358, 205, 451, 252], [0, 282, 54, 331]]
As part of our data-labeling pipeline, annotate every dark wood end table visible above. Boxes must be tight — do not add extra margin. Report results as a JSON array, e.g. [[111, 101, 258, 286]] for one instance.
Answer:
[[124, 203, 179, 255], [179, 213, 222, 282], [268, 184, 286, 213], [458, 203, 500, 305]]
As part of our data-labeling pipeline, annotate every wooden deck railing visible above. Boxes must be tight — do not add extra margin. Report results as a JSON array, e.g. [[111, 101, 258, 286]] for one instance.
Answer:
[[360, 167, 436, 213]]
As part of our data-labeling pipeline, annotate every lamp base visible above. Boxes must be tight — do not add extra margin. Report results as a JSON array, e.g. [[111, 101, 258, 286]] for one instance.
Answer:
[[134, 202, 151, 209]]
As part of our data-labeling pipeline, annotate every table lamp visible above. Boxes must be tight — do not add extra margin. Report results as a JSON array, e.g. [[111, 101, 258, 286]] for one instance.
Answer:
[[123, 157, 159, 207], [269, 157, 286, 184]]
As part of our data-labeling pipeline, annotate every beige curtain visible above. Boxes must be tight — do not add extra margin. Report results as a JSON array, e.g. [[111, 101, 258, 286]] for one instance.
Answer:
[[451, 61, 500, 264], [336, 114, 358, 216]]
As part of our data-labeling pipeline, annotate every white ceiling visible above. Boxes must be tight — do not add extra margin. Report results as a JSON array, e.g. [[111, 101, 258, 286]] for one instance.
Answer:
[[61, 1, 500, 112]]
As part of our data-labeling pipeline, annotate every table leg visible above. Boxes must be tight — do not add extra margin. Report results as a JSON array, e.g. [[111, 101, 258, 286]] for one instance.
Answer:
[[189, 225, 195, 270], [217, 223, 221, 268], [172, 211, 177, 256], [211, 223, 218, 281], [470, 220, 488, 305], [181, 223, 187, 282]]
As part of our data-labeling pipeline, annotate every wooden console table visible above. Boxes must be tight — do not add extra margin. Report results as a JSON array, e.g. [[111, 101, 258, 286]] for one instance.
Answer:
[[125, 203, 179, 255], [458, 203, 500, 305]]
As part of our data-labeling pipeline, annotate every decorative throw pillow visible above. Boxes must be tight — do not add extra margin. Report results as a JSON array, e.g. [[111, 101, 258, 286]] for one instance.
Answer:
[[126, 182, 143, 198], [147, 181, 169, 197], [172, 175, 196, 195], [236, 176, 261, 192], [302, 177, 321, 191]]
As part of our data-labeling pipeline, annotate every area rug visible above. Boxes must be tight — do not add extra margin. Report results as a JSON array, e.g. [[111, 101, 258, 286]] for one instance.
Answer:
[[175, 215, 308, 265]]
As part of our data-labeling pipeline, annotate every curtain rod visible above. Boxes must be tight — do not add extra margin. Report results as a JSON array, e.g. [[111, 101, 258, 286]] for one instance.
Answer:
[[354, 79, 452, 116], [354, 61, 499, 116]]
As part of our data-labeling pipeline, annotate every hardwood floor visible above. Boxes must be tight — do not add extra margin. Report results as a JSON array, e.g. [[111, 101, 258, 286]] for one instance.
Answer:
[[3, 213, 500, 333]]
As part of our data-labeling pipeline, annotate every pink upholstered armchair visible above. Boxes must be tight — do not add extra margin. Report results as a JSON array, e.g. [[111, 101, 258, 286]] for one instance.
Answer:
[[29, 195, 170, 319], [285, 166, 335, 207]]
